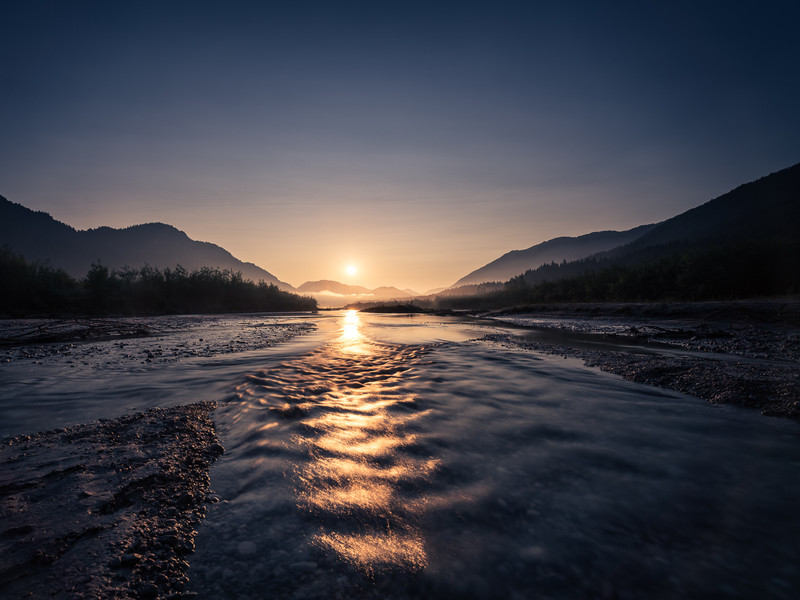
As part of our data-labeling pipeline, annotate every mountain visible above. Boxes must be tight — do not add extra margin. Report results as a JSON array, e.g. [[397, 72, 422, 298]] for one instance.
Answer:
[[372, 286, 414, 298], [450, 162, 800, 296], [0, 196, 294, 291], [297, 280, 415, 308], [452, 223, 657, 287], [435, 162, 800, 307], [604, 162, 800, 257], [510, 163, 800, 290], [424, 287, 448, 296], [297, 280, 371, 295]]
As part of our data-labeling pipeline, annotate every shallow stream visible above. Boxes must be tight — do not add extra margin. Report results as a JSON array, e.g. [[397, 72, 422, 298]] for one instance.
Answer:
[[2, 311, 799, 598], [193, 312, 800, 599]]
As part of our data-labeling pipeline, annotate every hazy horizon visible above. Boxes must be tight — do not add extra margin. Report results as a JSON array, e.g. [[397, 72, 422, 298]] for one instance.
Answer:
[[2, 1, 799, 292]]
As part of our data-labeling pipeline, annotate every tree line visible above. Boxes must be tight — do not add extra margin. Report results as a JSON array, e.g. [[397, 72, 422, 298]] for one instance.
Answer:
[[0, 247, 317, 316]]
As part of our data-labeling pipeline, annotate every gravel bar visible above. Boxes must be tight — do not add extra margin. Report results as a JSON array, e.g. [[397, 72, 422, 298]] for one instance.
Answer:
[[484, 301, 800, 420], [0, 402, 223, 599]]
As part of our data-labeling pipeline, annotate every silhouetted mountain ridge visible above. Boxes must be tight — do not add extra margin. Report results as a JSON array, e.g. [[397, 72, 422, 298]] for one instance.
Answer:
[[601, 163, 800, 258], [0, 197, 294, 291], [453, 224, 657, 287], [433, 162, 800, 307], [513, 162, 800, 288], [449, 163, 800, 296]]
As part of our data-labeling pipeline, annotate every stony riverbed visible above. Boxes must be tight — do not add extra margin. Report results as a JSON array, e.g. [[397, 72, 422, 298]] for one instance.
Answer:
[[486, 300, 800, 419], [0, 402, 222, 599], [0, 314, 315, 368]]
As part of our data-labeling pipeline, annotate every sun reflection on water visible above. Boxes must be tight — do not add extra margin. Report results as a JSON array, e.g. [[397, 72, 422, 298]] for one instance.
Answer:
[[231, 310, 436, 574], [338, 309, 370, 354], [312, 530, 428, 573], [290, 310, 436, 573]]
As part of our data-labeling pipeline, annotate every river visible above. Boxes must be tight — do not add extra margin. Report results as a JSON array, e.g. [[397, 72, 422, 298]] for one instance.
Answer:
[[2, 311, 799, 599]]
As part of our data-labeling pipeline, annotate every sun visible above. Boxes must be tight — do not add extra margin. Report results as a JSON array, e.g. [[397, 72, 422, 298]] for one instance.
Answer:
[[345, 264, 357, 276]]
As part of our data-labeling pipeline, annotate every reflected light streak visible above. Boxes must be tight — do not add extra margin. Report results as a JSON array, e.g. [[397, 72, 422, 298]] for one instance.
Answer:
[[338, 309, 370, 354], [303, 456, 438, 484], [314, 430, 416, 457], [290, 313, 436, 573], [302, 481, 395, 514], [312, 530, 427, 573]]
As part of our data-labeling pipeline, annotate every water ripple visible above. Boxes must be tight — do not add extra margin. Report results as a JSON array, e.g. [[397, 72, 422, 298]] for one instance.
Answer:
[[190, 311, 800, 600], [232, 310, 438, 574]]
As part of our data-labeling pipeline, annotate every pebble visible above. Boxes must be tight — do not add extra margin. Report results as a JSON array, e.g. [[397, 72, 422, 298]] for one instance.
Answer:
[[138, 582, 159, 598], [120, 553, 141, 566], [159, 534, 181, 547]]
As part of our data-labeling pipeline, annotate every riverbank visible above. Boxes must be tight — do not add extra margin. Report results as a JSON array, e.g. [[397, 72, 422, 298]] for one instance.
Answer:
[[484, 300, 800, 420], [485, 299, 800, 326], [0, 314, 316, 367], [0, 402, 222, 599]]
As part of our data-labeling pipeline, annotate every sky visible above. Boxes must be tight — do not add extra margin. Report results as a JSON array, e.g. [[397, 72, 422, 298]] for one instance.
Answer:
[[2, 0, 799, 292]]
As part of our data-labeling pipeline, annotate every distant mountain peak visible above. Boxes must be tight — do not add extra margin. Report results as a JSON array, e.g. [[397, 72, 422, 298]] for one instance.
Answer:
[[296, 280, 416, 307], [297, 280, 372, 295]]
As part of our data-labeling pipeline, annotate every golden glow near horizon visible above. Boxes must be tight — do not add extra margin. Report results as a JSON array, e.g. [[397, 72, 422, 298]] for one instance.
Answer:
[[345, 264, 357, 276], [338, 309, 370, 354]]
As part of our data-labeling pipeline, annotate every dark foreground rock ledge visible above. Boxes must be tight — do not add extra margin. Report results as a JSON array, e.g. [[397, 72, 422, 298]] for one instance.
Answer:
[[0, 402, 223, 599]]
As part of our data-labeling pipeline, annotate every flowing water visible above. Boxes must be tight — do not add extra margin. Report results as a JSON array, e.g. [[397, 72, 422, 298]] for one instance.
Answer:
[[190, 312, 799, 600], [2, 311, 799, 599]]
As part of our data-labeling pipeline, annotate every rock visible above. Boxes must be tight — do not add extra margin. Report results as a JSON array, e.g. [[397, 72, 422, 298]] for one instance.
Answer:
[[159, 534, 182, 547], [120, 552, 141, 566], [179, 539, 195, 554], [178, 492, 195, 506], [138, 582, 159, 598]]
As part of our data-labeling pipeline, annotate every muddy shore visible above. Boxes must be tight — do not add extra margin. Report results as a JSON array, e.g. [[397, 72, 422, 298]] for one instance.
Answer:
[[484, 300, 800, 420], [0, 402, 223, 600]]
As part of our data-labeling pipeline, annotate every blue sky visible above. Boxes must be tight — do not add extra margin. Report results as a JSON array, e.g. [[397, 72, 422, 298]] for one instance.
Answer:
[[2, 0, 798, 290]]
